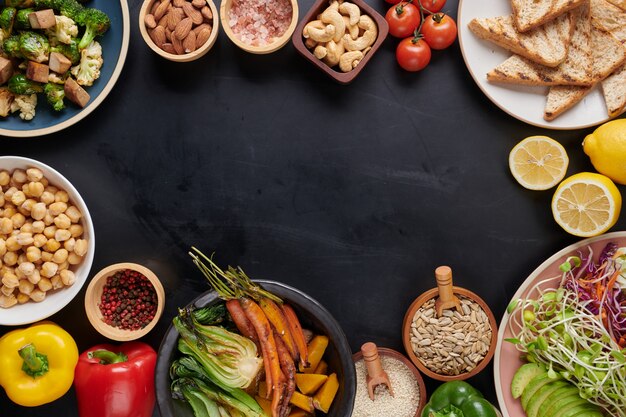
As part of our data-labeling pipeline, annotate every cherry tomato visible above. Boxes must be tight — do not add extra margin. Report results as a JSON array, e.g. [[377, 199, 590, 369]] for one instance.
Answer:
[[385, 2, 421, 38], [421, 13, 457, 50], [420, 0, 446, 13], [396, 37, 431, 71], [384, 0, 403, 5]]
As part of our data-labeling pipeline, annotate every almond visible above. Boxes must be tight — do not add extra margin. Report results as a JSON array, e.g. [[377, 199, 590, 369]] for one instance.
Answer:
[[173, 0, 186, 7], [161, 42, 176, 54], [151, 0, 160, 15], [182, 1, 203, 25], [149, 26, 166, 47], [144, 13, 157, 29], [167, 7, 183, 30], [154, 0, 170, 21], [195, 26, 211, 48], [201, 5, 212, 21], [157, 13, 168, 27], [174, 17, 193, 40], [192, 0, 205, 8], [183, 30, 197, 53], [193, 22, 211, 35], [165, 27, 172, 41], [172, 34, 184, 54]]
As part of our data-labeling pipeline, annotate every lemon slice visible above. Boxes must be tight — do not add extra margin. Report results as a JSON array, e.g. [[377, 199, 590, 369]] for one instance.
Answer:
[[509, 136, 569, 190], [551, 172, 622, 237]]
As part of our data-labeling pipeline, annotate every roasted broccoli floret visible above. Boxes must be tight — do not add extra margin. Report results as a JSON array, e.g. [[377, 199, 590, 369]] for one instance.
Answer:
[[8, 74, 43, 95], [15, 8, 33, 30], [0, 8, 17, 32], [51, 38, 79, 63], [70, 39, 101, 86], [6, 0, 35, 8], [44, 82, 65, 111], [3, 35, 22, 58], [46, 15, 78, 45], [76, 8, 109, 50], [19, 31, 49, 62], [10, 93, 36, 120]]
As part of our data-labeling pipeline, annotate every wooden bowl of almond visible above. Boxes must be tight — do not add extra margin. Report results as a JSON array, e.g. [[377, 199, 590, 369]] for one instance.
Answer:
[[139, 0, 219, 62]]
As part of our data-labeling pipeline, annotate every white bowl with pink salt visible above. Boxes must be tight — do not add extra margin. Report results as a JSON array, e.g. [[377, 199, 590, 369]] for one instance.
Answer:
[[220, 0, 298, 54]]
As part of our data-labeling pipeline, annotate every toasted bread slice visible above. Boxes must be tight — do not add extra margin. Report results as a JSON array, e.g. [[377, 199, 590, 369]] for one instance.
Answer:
[[511, 0, 586, 32], [601, 64, 626, 116], [544, 27, 626, 120], [488, 5, 593, 86], [468, 11, 576, 67], [591, 0, 626, 37]]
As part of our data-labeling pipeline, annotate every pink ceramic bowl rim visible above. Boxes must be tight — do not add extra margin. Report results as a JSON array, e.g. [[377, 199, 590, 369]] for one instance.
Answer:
[[494, 231, 626, 417]]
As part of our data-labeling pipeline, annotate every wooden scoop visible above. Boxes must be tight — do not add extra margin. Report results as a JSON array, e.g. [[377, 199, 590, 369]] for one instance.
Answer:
[[434, 265, 462, 318], [361, 342, 394, 401]]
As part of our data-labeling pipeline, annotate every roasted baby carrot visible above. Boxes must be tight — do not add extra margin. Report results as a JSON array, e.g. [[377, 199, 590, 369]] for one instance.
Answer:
[[281, 303, 309, 369], [259, 298, 299, 361], [226, 299, 260, 347], [274, 330, 296, 417]]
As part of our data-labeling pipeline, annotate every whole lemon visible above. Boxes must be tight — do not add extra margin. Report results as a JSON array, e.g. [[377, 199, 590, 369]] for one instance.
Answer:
[[583, 119, 626, 185]]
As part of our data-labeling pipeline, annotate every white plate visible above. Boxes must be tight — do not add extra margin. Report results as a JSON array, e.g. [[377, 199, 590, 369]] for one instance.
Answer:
[[458, 0, 613, 130]]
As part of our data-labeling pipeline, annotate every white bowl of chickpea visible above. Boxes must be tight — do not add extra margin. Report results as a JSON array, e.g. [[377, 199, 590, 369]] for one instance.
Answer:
[[0, 156, 95, 326]]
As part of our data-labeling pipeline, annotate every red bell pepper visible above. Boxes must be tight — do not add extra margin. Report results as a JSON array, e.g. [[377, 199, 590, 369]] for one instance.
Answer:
[[74, 341, 157, 417]]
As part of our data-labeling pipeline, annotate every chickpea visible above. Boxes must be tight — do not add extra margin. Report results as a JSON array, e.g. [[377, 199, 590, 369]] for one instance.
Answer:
[[38, 277, 52, 292], [32, 220, 44, 233], [73, 239, 88, 257], [0, 218, 12, 234], [26, 246, 41, 263], [3, 251, 17, 266], [0, 170, 9, 186], [0, 239, 5, 256], [44, 185, 58, 195], [67, 252, 82, 265], [0, 293, 17, 308], [11, 169, 26, 184], [0, 193, 4, 207], [27, 269, 41, 285], [50, 275, 63, 289], [57, 260, 69, 271], [40, 177, 48, 187], [48, 202, 67, 216], [30, 202, 47, 220], [54, 190, 69, 203], [25, 181, 44, 198], [65, 206, 82, 223], [3, 186, 17, 201], [43, 212, 54, 226], [63, 238, 75, 252], [1, 284, 14, 297], [40, 251, 53, 262], [15, 232, 33, 246], [52, 248, 68, 264], [1, 272, 18, 288], [44, 238, 61, 252], [20, 222, 34, 234], [40, 191, 55, 205], [54, 229, 71, 242], [14, 266, 25, 279], [60, 270, 75, 286], [16, 292, 29, 304], [18, 262, 35, 276], [5, 236, 20, 252], [10, 190, 25, 206], [10, 212, 25, 228], [26, 168, 43, 182], [2, 205, 16, 218], [43, 225, 57, 239], [19, 198, 36, 214], [40, 261, 58, 278], [18, 279, 34, 295], [54, 213, 71, 230], [33, 233, 47, 248], [29, 289, 45, 302], [69, 224, 83, 238]]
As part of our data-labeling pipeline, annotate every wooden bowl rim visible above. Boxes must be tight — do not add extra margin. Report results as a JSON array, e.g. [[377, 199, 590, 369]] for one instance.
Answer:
[[352, 347, 428, 417], [401, 286, 498, 381], [138, 0, 220, 62], [219, 0, 299, 54], [84, 262, 165, 341], [291, 0, 389, 84]]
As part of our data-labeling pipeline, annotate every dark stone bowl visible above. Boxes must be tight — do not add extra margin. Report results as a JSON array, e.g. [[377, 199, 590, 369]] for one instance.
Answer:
[[155, 280, 356, 417]]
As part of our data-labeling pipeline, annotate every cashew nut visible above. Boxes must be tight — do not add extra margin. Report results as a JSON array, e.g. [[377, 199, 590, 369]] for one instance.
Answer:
[[314, 44, 328, 59], [305, 38, 317, 49], [343, 15, 377, 51], [304, 20, 336, 42], [339, 50, 363, 72], [323, 39, 345, 67], [342, 16, 359, 40], [339, 1, 360, 26], [321, 7, 345, 42]]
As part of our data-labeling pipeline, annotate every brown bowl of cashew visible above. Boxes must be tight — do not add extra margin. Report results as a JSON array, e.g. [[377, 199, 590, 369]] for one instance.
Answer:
[[291, 0, 388, 84]]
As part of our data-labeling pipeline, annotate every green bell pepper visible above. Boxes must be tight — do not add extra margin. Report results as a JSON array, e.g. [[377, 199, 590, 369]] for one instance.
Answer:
[[421, 381, 498, 417]]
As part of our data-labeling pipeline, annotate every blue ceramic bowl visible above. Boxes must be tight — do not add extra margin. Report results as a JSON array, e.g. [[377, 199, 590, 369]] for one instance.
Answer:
[[155, 280, 357, 417], [0, 0, 130, 137]]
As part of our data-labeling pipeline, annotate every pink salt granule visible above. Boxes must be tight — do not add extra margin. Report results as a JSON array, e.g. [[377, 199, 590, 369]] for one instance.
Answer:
[[228, 0, 293, 46]]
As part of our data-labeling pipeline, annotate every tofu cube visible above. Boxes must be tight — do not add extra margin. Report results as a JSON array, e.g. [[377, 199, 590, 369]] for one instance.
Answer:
[[28, 9, 56, 29], [64, 77, 90, 108], [0, 56, 13, 85], [49, 52, 72, 74], [26, 61, 49, 83]]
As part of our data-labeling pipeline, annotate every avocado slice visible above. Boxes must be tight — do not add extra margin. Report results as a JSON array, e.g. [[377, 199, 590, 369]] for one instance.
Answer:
[[537, 386, 579, 417], [560, 404, 603, 417], [522, 374, 561, 410], [549, 399, 592, 417], [526, 381, 570, 417], [569, 409, 604, 417], [512, 363, 546, 399]]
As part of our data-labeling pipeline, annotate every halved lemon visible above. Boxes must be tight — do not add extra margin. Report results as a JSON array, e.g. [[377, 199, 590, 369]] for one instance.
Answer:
[[551, 172, 622, 237], [509, 136, 569, 190]]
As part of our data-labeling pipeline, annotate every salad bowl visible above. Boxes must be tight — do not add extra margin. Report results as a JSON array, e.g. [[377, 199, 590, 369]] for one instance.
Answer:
[[155, 280, 356, 417], [495, 231, 626, 417]]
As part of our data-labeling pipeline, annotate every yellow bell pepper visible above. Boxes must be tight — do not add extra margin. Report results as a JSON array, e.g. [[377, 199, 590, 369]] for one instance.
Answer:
[[0, 321, 78, 407]]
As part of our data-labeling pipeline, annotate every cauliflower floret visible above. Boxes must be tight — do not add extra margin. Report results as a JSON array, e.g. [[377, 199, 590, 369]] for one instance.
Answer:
[[46, 16, 79, 45], [10, 94, 37, 121], [70, 40, 103, 87], [48, 72, 67, 84]]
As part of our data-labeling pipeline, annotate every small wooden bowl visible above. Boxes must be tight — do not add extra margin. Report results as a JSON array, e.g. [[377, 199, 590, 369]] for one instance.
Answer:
[[85, 263, 165, 341], [220, 0, 298, 54], [402, 286, 498, 382], [139, 0, 219, 62], [291, 0, 389, 84], [352, 347, 427, 417]]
